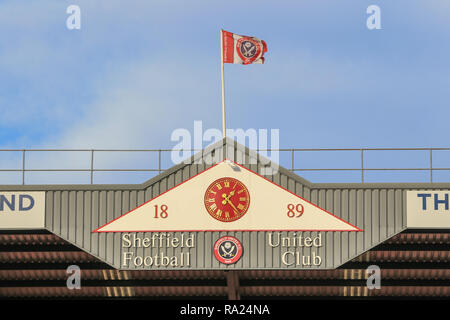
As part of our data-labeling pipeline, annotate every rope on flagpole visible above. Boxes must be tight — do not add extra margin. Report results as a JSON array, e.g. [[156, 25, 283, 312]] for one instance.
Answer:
[[220, 29, 226, 139]]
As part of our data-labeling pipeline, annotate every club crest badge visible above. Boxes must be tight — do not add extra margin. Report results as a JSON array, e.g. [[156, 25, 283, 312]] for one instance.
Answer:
[[204, 177, 250, 222], [236, 37, 262, 65], [214, 236, 243, 264]]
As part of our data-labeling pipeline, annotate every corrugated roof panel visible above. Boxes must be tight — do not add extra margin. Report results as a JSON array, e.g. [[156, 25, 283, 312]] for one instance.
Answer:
[[0, 269, 102, 280], [386, 233, 450, 245], [133, 286, 227, 297], [0, 251, 97, 264], [370, 286, 450, 297], [1, 269, 449, 281], [239, 270, 343, 280], [0, 287, 105, 298], [353, 251, 450, 263], [127, 270, 226, 280], [239, 269, 450, 280], [240, 286, 343, 297], [0, 234, 68, 246]]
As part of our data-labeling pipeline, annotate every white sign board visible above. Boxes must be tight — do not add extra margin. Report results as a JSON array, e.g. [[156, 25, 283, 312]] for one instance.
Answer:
[[0, 192, 45, 229], [407, 190, 450, 228]]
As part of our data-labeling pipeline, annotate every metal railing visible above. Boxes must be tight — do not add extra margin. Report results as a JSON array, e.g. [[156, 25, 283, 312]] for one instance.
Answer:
[[0, 147, 449, 185], [283, 147, 446, 183]]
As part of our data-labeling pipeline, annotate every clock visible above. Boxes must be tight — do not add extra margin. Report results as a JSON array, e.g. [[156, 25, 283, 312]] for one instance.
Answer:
[[204, 177, 250, 222]]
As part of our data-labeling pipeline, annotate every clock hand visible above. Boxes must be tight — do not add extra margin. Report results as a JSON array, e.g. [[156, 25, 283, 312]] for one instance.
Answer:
[[221, 191, 235, 205], [222, 190, 235, 199], [225, 198, 240, 215], [222, 193, 229, 205], [223, 190, 237, 206]]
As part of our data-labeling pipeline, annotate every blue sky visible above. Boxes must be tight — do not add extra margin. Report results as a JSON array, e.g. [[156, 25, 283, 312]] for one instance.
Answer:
[[1, 1, 450, 183]]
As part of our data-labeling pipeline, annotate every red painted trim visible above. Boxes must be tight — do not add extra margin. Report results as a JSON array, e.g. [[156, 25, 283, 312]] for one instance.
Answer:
[[95, 229, 360, 233], [93, 159, 362, 233]]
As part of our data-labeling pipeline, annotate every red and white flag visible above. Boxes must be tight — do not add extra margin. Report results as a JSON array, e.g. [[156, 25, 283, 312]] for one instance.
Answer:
[[222, 30, 268, 65]]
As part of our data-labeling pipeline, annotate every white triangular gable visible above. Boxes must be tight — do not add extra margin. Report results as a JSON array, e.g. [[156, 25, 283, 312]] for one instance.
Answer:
[[94, 160, 361, 232]]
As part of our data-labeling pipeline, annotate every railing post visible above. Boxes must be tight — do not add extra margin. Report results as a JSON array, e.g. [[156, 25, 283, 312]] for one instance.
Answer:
[[291, 149, 294, 171], [430, 149, 433, 183], [22, 150, 25, 185], [90, 150, 94, 184], [158, 150, 161, 174], [361, 149, 364, 183]]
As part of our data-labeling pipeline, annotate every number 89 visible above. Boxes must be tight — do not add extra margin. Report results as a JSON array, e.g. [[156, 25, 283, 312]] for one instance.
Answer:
[[287, 204, 304, 218]]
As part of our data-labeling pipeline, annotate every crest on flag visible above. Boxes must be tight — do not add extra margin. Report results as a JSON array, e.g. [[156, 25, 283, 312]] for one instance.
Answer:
[[222, 30, 267, 65]]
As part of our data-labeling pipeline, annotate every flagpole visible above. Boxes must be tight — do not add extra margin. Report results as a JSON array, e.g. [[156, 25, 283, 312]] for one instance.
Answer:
[[220, 29, 226, 139]]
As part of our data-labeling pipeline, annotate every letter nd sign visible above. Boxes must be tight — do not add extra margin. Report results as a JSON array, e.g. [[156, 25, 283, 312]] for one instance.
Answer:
[[0, 192, 45, 229]]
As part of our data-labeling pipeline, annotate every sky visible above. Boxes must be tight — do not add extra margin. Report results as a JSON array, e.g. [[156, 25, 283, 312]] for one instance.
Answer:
[[0, 0, 450, 184]]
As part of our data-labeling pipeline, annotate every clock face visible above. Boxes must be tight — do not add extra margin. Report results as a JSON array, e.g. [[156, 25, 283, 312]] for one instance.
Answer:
[[204, 177, 250, 222]]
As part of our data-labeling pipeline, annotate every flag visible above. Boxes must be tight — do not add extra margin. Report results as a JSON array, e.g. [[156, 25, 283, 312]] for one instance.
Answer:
[[222, 30, 268, 65]]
